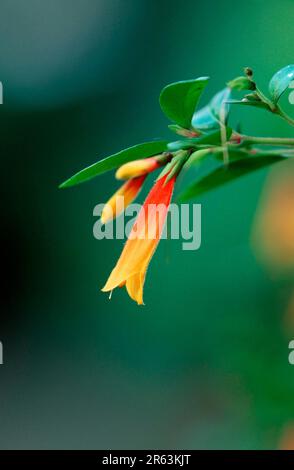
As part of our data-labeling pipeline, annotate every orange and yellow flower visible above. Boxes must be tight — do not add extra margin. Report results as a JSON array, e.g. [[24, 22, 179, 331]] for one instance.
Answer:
[[102, 174, 176, 304], [100, 175, 146, 224]]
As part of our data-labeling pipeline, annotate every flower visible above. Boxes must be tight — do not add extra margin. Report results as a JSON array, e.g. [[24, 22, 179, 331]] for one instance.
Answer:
[[115, 157, 160, 180], [100, 175, 146, 224], [102, 173, 176, 304]]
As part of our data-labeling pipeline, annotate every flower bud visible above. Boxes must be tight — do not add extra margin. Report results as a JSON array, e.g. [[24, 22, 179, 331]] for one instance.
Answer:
[[115, 157, 159, 180], [244, 67, 253, 78]]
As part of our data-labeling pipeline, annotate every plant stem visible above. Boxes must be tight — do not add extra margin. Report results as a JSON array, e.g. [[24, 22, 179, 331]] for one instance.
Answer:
[[241, 135, 294, 146], [253, 148, 294, 156], [275, 105, 294, 127], [250, 84, 294, 127], [219, 100, 229, 165], [255, 86, 276, 111]]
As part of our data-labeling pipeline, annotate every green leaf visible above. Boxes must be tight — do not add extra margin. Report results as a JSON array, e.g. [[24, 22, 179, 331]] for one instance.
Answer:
[[213, 148, 251, 162], [227, 76, 255, 91], [178, 155, 283, 202], [192, 88, 231, 131], [198, 127, 232, 145], [209, 87, 231, 120], [185, 148, 212, 167], [159, 77, 209, 129], [59, 140, 167, 188], [167, 140, 192, 152], [191, 105, 217, 131], [269, 64, 294, 103]]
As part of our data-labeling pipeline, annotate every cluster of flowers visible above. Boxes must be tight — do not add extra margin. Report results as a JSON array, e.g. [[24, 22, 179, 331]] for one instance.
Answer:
[[101, 154, 179, 305]]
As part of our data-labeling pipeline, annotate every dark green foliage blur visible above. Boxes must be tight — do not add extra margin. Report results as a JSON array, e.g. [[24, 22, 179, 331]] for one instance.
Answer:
[[1, 0, 294, 449]]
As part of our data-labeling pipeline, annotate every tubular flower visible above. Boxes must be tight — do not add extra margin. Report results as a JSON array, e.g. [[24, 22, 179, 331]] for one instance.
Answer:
[[115, 157, 160, 180], [102, 174, 176, 304], [100, 175, 146, 224]]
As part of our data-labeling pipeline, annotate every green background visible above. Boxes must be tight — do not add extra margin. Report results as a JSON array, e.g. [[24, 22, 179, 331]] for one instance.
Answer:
[[1, 0, 294, 449]]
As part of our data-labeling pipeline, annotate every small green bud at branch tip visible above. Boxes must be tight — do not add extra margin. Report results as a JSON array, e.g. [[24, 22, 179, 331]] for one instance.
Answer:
[[227, 76, 256, 91]]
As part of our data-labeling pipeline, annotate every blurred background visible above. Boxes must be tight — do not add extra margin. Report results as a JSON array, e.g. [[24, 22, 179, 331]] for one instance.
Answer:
[[1, 0, 294, 450]]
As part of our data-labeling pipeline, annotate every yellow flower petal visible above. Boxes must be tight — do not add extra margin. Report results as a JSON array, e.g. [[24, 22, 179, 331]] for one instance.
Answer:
[[115, 157, 159, 180]]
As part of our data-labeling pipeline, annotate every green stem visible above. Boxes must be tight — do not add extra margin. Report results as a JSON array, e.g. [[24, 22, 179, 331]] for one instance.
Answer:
[[254, 85, 294, 127], [252, 148, 294, 156], [255, 86, 276, 111], [241, 135, 294, 146], [275, 105, 294, 127]]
